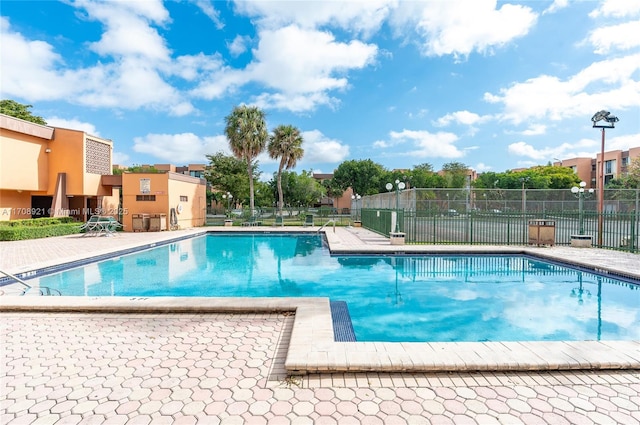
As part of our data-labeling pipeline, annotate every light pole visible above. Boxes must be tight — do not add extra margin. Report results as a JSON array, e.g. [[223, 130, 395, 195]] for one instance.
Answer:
[[591, 110, 619, 246], [571, 181, 594, 235], [351, 193, 361, 222], [222, 192, 232, 217], [520, 177, 529, 244], [386, 180, 406, 233]]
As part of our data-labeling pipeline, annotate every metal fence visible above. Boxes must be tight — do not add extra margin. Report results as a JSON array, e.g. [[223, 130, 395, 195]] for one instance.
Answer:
[[359, 188, 640, 252]]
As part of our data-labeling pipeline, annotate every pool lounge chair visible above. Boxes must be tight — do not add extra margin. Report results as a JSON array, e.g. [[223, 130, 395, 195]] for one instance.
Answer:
[[274, 215, 284, 227], [303, 214, 314, 227], [242, 215, 261, 226], [79, 215, 101, 235], [81, 216, 122, 236]]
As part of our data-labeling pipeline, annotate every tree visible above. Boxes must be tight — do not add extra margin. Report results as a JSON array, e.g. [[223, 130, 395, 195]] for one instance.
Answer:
[[204, 152, 256, 207], [333, 159, 386, 195], [0, 99, 47, 125], [268, 124, 304, 216], [441, 162, 470, 188], [268, 170, 325, 210], [608, 157, 640, 189], [224, 105, 268, 214]]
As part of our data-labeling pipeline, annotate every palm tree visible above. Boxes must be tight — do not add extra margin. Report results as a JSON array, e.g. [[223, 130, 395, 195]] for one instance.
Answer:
[[224, 105, 268, 214], [268, 125, 304, 216]]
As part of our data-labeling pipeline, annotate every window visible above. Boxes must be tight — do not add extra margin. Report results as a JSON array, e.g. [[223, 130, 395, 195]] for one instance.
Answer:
[[180, 196, 188, 202], [136, 195, 156, 201], [622, 157, 629, 167], [605, 159, 615, 174]]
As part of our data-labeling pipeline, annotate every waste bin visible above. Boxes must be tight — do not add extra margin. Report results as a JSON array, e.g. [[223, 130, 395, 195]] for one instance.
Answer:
[[528, 219, 555, 246], [149, 213, 167, 231], [132, 213, 150, 232]]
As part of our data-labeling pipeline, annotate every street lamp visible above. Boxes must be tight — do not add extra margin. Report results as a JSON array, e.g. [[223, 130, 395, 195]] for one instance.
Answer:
[[571, 181, 594, 235], [386, 180, 406, 233], [592, 110, 619, 246], [222, 192, 232, 217], [351, 193, 361, 222]]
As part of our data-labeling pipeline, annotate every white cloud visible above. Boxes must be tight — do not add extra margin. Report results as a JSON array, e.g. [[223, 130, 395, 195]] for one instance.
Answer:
[[588, 20, 640, 54], [190, 0, 224, 29], [232, 0, 395, 37], [227, 35, 251, 56], [45, 117, 100, 136], [589, 0, 640, 18], [507, 139, 598, 161], [0, 5, 200, 116], [247, 25, 378, 94], [193, 25, 378, 112], [543, 0, 569, 15], [132, 133, 229, 163], [520, 124, 547, 136], [112, 151, 130, 166], [485, 54, 640, 124], [388, 129, 464, 158], [475, 162, 492, 172], [390, 1, 538, 58], [434, 110, 492, 127], [300, 130, 350, 163]]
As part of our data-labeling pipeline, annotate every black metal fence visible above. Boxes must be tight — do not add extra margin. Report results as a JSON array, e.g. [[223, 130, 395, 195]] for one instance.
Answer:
[[360, 188, 640, 252]]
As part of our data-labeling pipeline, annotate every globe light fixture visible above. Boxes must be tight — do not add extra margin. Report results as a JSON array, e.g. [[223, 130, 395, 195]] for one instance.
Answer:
[[571, 181, 594, 235]]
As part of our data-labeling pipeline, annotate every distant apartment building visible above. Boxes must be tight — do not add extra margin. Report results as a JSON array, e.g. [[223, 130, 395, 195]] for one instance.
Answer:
[[553, 147, 640, 188]]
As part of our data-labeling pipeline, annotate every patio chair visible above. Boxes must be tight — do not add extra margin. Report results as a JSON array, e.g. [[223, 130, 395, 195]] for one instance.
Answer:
[[79, 215, 101, 236], [274, 215, 284, 227], [303, 214, 314, 227], [242, 215, 261, 227]]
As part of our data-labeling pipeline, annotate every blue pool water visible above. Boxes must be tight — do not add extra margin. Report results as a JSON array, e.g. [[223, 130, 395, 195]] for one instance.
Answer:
[[30, 234, 640, 343]]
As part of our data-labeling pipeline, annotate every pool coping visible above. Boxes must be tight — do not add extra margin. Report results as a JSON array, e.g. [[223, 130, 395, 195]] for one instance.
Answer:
[[1, 227, 639, 373]]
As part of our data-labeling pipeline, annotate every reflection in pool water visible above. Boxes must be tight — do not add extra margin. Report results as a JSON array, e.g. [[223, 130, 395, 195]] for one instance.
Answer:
[[31, 234, 640, 342]]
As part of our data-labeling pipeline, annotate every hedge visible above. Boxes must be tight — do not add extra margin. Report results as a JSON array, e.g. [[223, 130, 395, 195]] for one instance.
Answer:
[[0, 217, 75, 227], [0, 222, 81, 241]]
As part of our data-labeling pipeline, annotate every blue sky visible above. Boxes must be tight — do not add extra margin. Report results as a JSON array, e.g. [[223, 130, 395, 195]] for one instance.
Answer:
[[1, 0, 639, 180]]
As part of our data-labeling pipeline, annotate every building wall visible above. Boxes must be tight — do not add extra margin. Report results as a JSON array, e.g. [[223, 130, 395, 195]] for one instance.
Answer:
[[558, 157, 593, 187], [0, 190, 32, 221], [167, 173, 206, 228], [0, 125, 51, 192], [120, 172, 205, 231]]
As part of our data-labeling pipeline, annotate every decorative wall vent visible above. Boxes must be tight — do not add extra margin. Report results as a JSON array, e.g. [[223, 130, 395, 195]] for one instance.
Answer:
[[85, 138, 111, 175]]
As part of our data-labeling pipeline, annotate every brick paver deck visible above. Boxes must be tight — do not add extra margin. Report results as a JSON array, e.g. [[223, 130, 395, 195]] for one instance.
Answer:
[[1, 227, 639, 423]]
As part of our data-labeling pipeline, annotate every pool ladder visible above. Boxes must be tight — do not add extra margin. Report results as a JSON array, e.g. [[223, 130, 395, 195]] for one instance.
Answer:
[[0, 269, 61, 296], [317, 219, 336, 233]]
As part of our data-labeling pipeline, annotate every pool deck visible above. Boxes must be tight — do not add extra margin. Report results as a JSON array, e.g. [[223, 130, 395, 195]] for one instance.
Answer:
[[1, 226, 640, 424]]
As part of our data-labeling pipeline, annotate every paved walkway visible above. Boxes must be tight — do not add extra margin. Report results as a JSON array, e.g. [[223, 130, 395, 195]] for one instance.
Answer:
[[1, 227, 639, 424]]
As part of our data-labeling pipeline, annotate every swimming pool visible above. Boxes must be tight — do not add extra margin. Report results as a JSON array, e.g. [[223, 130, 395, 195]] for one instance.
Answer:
[[26, 233, 640, 343]]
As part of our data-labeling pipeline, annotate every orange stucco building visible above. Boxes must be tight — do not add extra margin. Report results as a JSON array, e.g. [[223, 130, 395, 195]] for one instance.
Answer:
[[1, 113, 206, 231], [0, 114, 113, 221]]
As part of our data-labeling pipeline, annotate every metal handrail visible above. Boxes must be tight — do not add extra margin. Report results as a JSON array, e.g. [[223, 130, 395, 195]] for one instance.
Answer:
[[317, 219, 336, 233], [0, 269, 61, 296]]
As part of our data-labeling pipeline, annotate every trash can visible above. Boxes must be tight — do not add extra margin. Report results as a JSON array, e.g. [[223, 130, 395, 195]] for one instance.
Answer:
[[149, 213, 167, 231], [132, 213, 150, 232], [528, 219, 555, 246]]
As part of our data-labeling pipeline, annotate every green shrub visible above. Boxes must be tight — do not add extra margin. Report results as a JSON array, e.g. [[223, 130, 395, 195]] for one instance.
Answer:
[[0, 223, 81, 241], [0, 217, 75, 228]]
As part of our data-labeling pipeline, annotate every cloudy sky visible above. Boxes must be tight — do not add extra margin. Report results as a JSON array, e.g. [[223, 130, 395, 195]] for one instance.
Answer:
[[1, 0, 639, 180]]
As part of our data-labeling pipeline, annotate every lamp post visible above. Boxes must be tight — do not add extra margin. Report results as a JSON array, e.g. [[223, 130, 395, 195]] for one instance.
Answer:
[[520, 177, 529, 243], [591, 110, 619, 246], [351, 193, 361, 222], [386, 180, 406, 233], [571, 181, 594, 235], [222, 192, 232, 217]]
